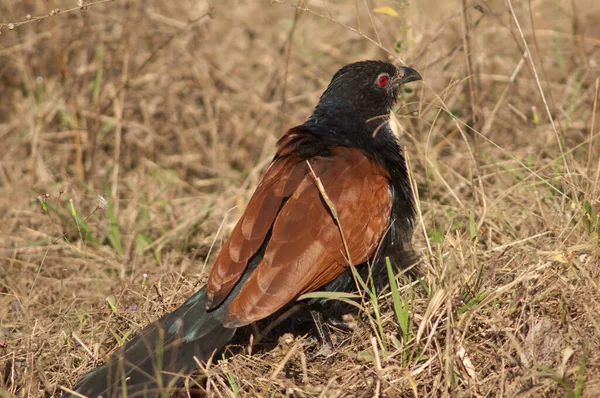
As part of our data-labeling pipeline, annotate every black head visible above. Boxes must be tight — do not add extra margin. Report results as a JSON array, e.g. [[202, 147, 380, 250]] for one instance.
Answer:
[[307, 60, 421, 138]]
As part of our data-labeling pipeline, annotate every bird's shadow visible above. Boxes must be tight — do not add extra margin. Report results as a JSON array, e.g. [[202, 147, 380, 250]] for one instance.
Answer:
[[175, 304, 345, 397]]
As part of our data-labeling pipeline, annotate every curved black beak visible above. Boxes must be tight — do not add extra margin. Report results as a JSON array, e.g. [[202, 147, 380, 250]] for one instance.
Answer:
[[397, 66, 422, 85]]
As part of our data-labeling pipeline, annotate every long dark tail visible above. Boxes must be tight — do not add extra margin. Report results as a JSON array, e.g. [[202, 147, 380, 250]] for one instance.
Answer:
[[67, 287, 236, 398]]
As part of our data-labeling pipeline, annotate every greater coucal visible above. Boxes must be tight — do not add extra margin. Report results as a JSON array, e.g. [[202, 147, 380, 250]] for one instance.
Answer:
[[68, 60, 421, 397]]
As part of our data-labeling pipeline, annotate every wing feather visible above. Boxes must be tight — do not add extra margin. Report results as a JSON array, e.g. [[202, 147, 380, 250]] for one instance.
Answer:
[[222, 148, 392, 327], [205, 156, 309, 308]]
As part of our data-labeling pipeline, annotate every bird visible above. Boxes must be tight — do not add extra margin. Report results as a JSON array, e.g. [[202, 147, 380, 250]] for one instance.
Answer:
[[67, 60, 421, 398]]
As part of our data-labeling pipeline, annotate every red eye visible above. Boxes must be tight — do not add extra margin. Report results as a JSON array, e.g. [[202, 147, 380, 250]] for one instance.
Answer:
[[378, 75, 388, 87]]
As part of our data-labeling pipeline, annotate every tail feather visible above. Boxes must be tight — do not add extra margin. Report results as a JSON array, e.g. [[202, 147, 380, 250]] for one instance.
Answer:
[[68, 287, 236, 398]]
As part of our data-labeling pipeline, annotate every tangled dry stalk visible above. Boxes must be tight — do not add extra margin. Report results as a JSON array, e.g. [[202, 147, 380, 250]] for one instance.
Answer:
[[1, 0, 599, 396]]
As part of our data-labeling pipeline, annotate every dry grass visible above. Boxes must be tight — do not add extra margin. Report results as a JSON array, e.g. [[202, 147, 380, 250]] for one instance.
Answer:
[[1, 0, 600, 396]]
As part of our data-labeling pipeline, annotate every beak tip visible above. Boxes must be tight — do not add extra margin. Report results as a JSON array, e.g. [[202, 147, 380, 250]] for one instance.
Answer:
[[398, 66, 422, 84]]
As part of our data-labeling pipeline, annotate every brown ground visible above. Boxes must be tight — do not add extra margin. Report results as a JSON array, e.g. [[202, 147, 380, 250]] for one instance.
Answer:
[[1, 0, 600, 397]]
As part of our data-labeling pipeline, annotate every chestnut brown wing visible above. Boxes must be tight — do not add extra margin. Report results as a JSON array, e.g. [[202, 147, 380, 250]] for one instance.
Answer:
[[222, 147, 392, 327], [205, 155, 309, 309]]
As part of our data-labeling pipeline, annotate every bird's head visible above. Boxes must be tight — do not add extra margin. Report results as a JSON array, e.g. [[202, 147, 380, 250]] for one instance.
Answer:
[[308, 60, 421, 137]]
